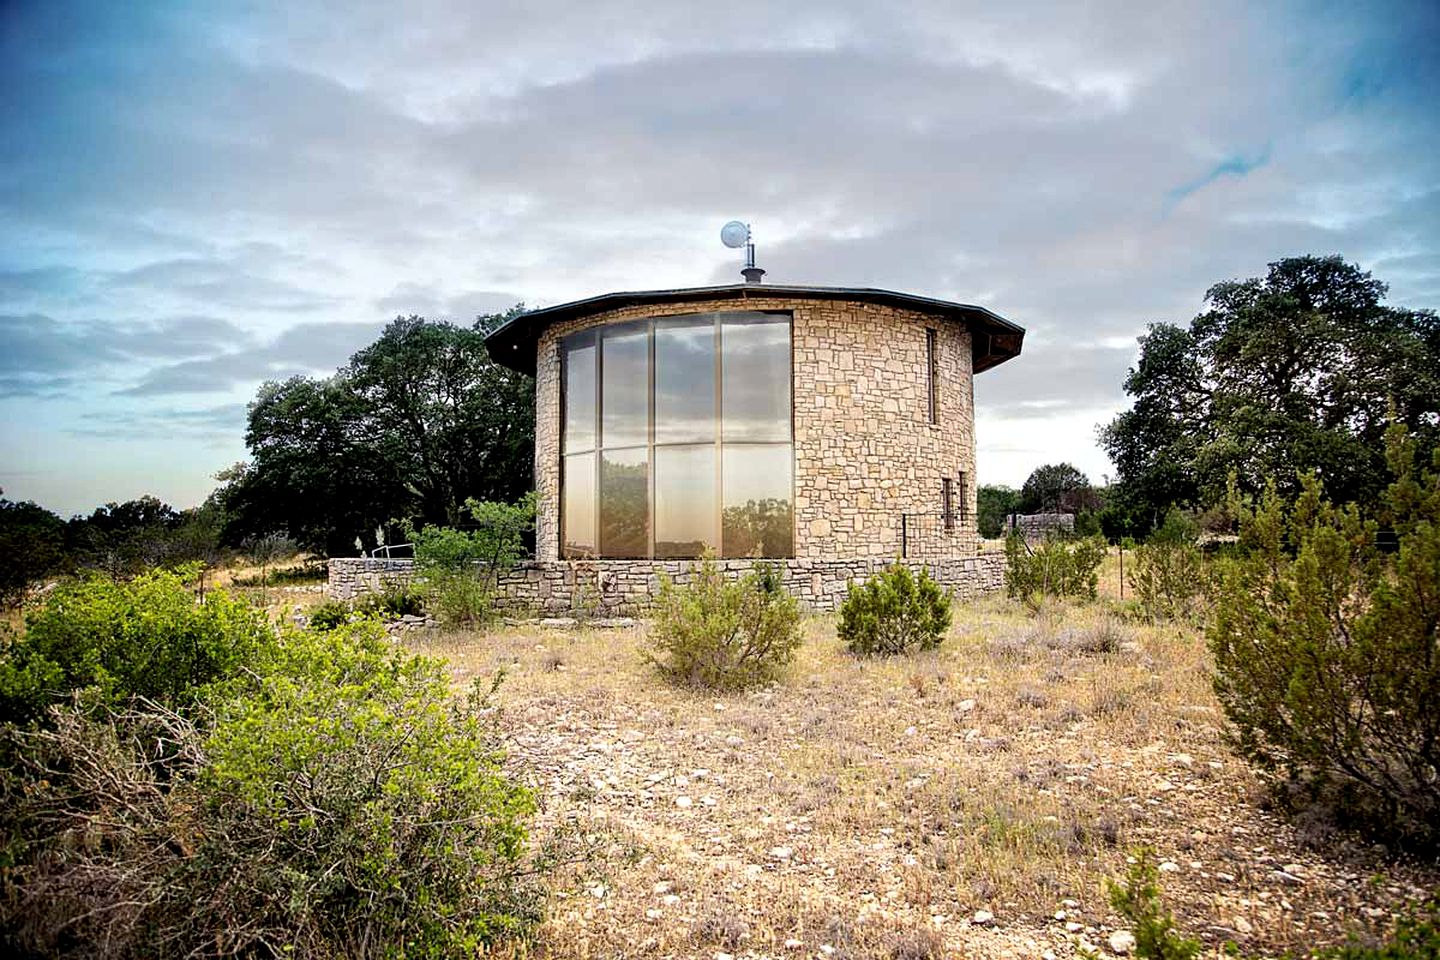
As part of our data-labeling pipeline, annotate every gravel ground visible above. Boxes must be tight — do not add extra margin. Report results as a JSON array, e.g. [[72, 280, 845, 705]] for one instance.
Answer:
[[422, 593, 1437, 960]]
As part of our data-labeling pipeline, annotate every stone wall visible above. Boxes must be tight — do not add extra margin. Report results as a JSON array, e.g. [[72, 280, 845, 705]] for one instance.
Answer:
[[1007, 513, 1076, 542], [532, 294, 977, 563], [329, 555, 1006, 616]]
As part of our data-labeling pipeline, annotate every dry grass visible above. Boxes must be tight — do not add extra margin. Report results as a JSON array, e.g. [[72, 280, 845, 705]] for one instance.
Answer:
[[415, 573, 1434, 959]]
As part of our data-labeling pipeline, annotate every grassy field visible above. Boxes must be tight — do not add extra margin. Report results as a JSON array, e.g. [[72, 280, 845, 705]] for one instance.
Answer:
[[415, 566, 1438, 960]]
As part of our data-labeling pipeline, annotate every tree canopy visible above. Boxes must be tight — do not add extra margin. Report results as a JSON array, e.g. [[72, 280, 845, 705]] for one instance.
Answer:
[[976, 484, 1020, 538], [1101, 255, 1440, 529], [222, 310, 535, 555], [1019, 463, 1096, 514]]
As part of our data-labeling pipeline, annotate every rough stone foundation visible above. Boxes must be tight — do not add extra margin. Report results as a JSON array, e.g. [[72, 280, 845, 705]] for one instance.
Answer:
[[329, 555, 1007, 616]]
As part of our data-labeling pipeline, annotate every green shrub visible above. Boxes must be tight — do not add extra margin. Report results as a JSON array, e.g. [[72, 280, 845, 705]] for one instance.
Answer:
[[1103, 850, 1201, 960], [1099, 852, 1439, 960], [355, 580, 426, 618], [424, 568, 493, 627], [306, 598, 352, 630], [1322, 902, 1440, 959], [405, 494, 536, 627], [1004, 533, 1106, 607], [648, 557, 802, 690], [407, 494, 534, 575], [1129, 515, 1205, 622], [1208, 423, 1440, 849], [0, 620, 540, 958], [0, 565, 275, 727], [838, 563, 952, 657]]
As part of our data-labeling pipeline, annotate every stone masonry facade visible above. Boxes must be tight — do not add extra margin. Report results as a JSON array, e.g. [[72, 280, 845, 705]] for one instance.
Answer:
[[329, 554, 1006, 616], [532, 293, 978, 562]]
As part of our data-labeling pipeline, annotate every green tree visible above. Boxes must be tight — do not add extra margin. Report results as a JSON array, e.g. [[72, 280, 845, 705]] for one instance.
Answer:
[[226, 310, 535, 554], [0, 493, 67, 606], [224, 379, 405, 555], [346, 313, 535, 526], [977, 484, 1020, 538], [66, 495, 188, 577], [1019, 463, 1094, 514], [1102, 255, 1440, 528]]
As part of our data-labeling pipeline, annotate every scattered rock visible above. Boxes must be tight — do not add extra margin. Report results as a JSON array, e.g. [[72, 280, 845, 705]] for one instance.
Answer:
[[1109, 930, 1136, 955], [675, 796, 693, 808], [972, 909, 994, 925], [1158, 861, 1180, 873], [770, 846, 794, 860]]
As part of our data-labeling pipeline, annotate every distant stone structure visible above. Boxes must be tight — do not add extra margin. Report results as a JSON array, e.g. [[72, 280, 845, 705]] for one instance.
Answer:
[[1007, 512, 1076, 541]]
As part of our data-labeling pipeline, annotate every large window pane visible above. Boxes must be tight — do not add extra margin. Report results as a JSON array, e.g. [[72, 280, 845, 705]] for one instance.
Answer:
[[655, 444, 716, 559], [601, 325, 648, 448], [722, 444, 793, 558], [722, 314, 791, 442], [601, 447, 649, 558], [562, 452, 596, 558], [654, 317, 716, 444], [559, 311, 794, 560], [562, 333, 596, 453]]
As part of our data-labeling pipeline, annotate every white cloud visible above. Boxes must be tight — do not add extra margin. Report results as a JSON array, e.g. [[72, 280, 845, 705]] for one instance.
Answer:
[[0, 0, 1436, 513]]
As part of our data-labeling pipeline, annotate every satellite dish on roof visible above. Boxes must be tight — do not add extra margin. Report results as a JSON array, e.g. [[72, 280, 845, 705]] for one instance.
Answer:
[[720, 220, 749, 248], [720, 220, 765, 283]]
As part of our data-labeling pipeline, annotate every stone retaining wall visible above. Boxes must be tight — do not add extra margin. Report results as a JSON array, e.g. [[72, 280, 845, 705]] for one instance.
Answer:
[[329, 555, 1006, 616], [1007, 512, 1075, 541]]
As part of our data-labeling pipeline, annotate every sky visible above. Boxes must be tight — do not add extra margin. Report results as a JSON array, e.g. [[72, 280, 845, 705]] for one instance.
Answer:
[[1, 0, 1437, 518]]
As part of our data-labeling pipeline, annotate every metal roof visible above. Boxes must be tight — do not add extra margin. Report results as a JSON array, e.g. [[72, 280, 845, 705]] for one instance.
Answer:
[[483, 283, 1024, 375]]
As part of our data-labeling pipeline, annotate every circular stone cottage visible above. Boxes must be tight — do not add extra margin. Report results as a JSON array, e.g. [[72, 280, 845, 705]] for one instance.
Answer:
[[465, 279, 1025, 612]]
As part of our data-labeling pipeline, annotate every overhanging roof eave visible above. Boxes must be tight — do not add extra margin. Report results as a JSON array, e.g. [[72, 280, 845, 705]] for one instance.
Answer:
[[484, 283, 1024, 374]]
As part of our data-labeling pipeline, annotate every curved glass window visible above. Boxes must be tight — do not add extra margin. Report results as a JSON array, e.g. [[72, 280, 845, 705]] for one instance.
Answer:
[[559, 311, 792, 558]]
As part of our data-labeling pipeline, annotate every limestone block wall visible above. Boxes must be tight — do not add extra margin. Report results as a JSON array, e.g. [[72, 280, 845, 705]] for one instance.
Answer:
[[329, 555, 1007, 616], [1007, 513, 1076, 542], [327, 558, 419, 599], [532, 294, 977, 562]]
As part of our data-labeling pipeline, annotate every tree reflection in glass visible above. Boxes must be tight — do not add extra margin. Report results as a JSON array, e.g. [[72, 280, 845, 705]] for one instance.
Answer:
[[600, 448, 648, 558], [723, 444, 793, 557]]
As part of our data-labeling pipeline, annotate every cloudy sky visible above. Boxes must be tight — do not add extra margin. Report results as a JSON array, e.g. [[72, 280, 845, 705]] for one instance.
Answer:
[[2, 0, 1437, 517]]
